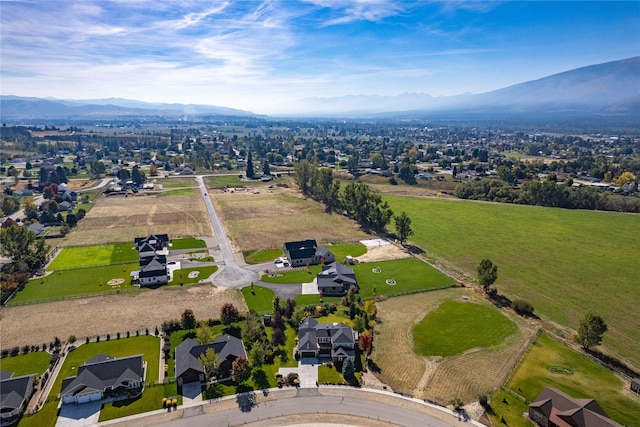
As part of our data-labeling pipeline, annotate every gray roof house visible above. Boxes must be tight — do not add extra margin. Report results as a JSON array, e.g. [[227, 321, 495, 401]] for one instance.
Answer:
[[295, 317, 356, 363], [132, 235, 170, 286], [175, 335, 247, 387], [283, 240, 335, 267], [528, 387, 621, 427], [0, 372, 35, 427], [317, 262, 357, 296], [631, 378, 640, 395], [60, 354, 144, 405]]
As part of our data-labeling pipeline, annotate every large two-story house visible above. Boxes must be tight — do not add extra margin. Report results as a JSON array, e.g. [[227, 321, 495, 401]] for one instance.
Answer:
[[528, 387, 621, 427], [0, 372, 35, 426], [131, 234, 170, 286], [283, 240, 335, 267], [295, 317, 356, 363]]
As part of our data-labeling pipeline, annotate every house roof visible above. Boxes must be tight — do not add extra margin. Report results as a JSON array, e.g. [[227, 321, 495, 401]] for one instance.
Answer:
[[283, 239, 317, 260], [0, 371, 14, 381], [529, 387, 620, 427], [0, 374, 35, 411], [60, 354, 144, 398], [317, 262, 356, 290], [26, 223, 45, 235], [297, 317, 355, 353], [134, 234, 169, 251], [175, 335, 247, 379], [632, 378, 640, 387]]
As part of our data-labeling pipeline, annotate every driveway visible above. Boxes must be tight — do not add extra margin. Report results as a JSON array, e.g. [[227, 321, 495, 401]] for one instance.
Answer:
[[181, 382, 203, 405], [301, 278, 318, 295], [279, 360, 319, 389], [55, 402, 101, 427]]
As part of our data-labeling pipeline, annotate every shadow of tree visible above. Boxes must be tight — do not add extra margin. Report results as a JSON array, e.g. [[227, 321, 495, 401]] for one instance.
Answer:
[[252, 369, 270, 390]]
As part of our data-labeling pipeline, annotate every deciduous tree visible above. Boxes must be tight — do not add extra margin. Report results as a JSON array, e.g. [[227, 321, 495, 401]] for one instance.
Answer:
[[198, 348, 219, 380], [477, 258, 498, 293], [181, 309, 196, 329], [576, 312, 608, 350], [221, 303, 239, 325], [394, 212, 413, 244], [232, 357, 251, 384]]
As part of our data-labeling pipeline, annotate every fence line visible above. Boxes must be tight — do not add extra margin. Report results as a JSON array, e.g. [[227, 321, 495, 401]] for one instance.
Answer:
[[7, 287, 141, 306], [502, 329, 542, 388]]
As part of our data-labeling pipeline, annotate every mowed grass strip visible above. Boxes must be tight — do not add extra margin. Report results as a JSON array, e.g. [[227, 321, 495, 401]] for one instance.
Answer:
[[496, 333, 640, 427], [328, 243, 367, 261], [49, 245, 117, 270], [384, 195, 640, 369], [413, 300, 519, 357], [170, 237, 207, 250], [12, 264, 139, 303], [261, 265, 323, 284], [243, 248, 283, 264], [0, 351, 51, 377], [168, 266, 218, 286]]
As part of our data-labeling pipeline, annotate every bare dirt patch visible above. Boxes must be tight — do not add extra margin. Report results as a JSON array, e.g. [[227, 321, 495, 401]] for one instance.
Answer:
[[0, 285, 245, 349], [356, 244, 410, 263], [62, 192, 210, 245], [211, 189, 368, 251], [373, 289, 535, 405]]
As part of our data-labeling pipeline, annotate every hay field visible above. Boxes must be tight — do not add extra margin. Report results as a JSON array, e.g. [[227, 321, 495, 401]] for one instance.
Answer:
[[62, 192, 211, 245], [0, 285, 245, 350], [384, 195, 640, 371], [211, 190, 369, 251], [373, 289, 535, 404]]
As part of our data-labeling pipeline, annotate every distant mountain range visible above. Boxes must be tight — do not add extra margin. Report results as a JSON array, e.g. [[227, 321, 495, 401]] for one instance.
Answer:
[[1, 56, 639, 120]]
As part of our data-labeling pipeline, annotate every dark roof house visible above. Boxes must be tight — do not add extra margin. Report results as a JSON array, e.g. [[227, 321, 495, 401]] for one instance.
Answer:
[[631, 378, 640, 395], [316, 262, 357, 296], [175, 335, 247, 386], [60, 354, 144, 404], [283, 240, 335, 267], [296, 317, 356, 363], [0, 373, 35, 427], [528, 387, 621, 427]]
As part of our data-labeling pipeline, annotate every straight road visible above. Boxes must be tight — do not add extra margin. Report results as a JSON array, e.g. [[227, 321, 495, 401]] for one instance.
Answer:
[[195, 175, 258, 287]]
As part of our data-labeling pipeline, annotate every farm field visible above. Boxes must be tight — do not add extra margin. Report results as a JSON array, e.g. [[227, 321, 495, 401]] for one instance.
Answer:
[[413, 300, 519, 357], [1, 285, 246, 351], [493, 333, 640, 427], [373, 289, 536, 404], [210, 189, 369, 251], [61, 192, 211, 246], [384, 195, 640, 370]]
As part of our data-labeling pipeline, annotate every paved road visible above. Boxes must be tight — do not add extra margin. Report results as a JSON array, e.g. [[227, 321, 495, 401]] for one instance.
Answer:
[[154, 391, 462, 427], [195, 175, 258, 287]]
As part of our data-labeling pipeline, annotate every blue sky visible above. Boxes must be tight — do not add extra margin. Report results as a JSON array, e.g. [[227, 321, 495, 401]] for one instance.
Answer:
[[1, 1, 639, 113]]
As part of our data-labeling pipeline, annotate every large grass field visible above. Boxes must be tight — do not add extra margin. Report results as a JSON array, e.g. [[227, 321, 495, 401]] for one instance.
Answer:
[[242, 285, 276, 313], [384, 195, 640, 370], [11, 264, 139, 303], [49, 243, 138, 270], [492, 333, 640, 427], [413, 300, 519, 357], [0, 352, 51, 377]]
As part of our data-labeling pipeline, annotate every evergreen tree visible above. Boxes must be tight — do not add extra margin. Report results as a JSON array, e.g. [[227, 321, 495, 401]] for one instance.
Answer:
[[246, 150, 254, 179]]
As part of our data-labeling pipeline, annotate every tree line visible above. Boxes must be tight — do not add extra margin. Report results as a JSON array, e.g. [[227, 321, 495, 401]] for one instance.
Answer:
[[294, 160, 413, 241], [454, 178, 640, 213]]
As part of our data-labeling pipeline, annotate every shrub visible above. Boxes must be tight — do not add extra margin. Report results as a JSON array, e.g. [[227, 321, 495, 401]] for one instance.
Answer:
[[512, 299, 534, 316], [22, 345, 30, 354], [68, 335, 76, 344], [116, 332, 121, 340], [106, 334, 111, 341], [86, 337, 90, 344]]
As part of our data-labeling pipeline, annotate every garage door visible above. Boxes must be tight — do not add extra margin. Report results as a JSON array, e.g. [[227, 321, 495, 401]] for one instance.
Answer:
[[76, 392, 102, 403], [301, 351, 316, 358]]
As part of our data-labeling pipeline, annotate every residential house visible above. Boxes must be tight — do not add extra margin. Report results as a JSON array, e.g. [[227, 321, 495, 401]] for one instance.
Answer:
[[26, 223, 45, 236], [175, 335, 247, 388], [295, 317, 356, 363], [131, 235, 170, 286], [283, 240, 335, 267], [316, 262, 357, 296], [631, 378, 640, 395], [0, 372, 35, 427], [60, 354, 144, 405], [528, 387, 621, 427]]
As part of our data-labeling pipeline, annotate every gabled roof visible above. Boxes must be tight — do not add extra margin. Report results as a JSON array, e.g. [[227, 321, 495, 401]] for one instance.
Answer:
[[0, 374, 35, 411], [317, 262, 356, 290], [529, 387, 620, 427], [175, 335, 247, 379], [296, 318, 355, 351], [284, 239, 318, 260], [60, 354, 144, 398]]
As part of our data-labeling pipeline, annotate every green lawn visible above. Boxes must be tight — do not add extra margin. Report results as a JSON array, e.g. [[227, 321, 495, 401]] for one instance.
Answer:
[[171, 237, 207, 250], [12, 264, 139, 303], [168, 266, 218, 286], [49, 244, 138, 270], [328, 243, 367, 262], [384, 195, 640, 369], [242, 285, 276, 313], [243, 248, 283, 264], [0, 352, 51, 377], [318, 364, 345, 384], [413, 300, 519, 357], [261, 265, 323, 284], [204, 175, 245, 188], [158, 188, 197, 196], [493, 333, 640, 427]]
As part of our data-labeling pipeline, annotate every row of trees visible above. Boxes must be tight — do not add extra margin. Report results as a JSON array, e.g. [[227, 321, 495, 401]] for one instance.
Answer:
[[454, 178, 640, 213], [294, 160, 413, 240]]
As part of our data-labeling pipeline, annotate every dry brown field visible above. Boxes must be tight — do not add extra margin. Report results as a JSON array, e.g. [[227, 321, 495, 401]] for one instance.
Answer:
[[372, 289, 535, 404], [62, 191, 210, 245], [210, 187, 369, 251], [0, 285, 245, 349]]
